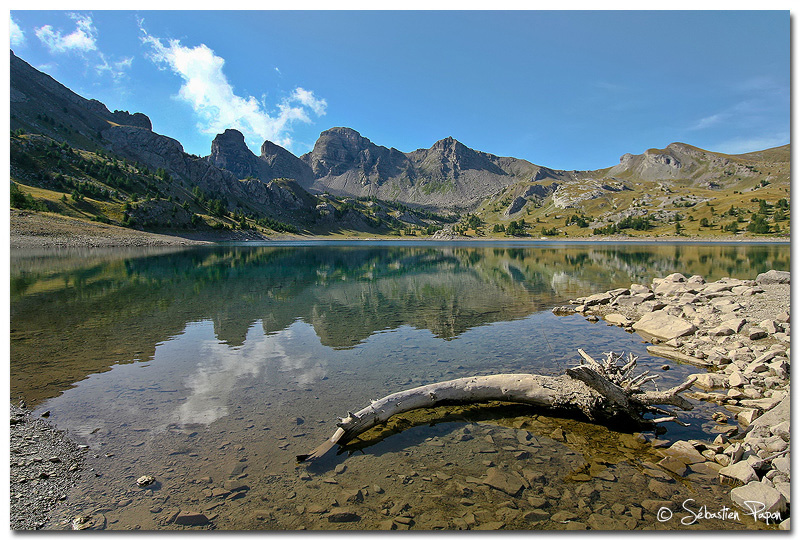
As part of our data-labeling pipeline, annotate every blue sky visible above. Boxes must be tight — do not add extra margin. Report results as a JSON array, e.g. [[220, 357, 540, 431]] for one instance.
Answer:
[[8, 10, 791, 170]]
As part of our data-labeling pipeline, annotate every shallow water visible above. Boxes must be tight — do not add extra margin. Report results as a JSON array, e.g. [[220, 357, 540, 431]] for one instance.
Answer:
[[10, 241, 789, 530]]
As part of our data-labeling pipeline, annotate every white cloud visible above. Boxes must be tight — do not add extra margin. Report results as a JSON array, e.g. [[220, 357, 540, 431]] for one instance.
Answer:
[[95, 55, 133, 80], [31, 13, 131, 81], [10, 16, 25, 46], [141, 29, 326, 151], [689, 113, 728, 131], [290, 87, 327, 117], [35, 13, 97, 54]]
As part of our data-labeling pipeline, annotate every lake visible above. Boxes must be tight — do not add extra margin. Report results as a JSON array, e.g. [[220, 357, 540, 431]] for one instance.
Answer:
[[10, 241, 790, 530]]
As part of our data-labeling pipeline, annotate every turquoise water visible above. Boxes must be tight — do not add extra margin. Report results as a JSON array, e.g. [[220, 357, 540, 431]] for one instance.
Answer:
[[10, 241, 789, 530]]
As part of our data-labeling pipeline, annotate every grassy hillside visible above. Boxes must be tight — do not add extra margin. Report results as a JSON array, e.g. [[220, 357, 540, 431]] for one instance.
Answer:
[[465, 144, 790, 240], [9, 130, 457, 239]]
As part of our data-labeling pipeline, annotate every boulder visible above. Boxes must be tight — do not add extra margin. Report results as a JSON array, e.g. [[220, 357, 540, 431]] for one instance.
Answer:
[[728, 371, 748, 388], [730, 481, 787, 516], [736, 408, 760, 426], [691, 373, 727, 390], [755, 270, 790, 285], [659, 440, 705, 464], [633, 312, 697, 341], [583, 292, 612, 307], [759, 320, 782, 335], [629, 283, 650, 295], [656, 456, 687, 476], [745, 394, 790, 434], [604, 313, 633, 326], [709, 325, 734, 337], [654, 282, 695, 296], [719, 462, 758, 485], [749, 328, 768, 340]]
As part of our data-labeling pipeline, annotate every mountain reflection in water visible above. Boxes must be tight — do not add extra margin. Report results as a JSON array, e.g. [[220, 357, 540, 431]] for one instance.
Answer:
[[11, 242, 789, 406]]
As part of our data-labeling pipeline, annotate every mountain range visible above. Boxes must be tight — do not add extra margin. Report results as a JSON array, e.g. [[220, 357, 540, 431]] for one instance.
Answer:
[[9, 50, 790, 239]]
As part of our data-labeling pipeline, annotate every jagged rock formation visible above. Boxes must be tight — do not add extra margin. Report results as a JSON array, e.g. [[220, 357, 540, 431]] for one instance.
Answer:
[[207, 129, 269, 181], [298, 127, 561, 211], [11, 50, 317, 225], [103, 126, 314, 223], [206, 129, 315, 188], [259, 139, 316, 189]]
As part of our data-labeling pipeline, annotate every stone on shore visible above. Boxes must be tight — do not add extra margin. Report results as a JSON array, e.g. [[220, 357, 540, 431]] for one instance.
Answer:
[[755, 270, 790, 285], [647, 346, 710, 367], [730, 481, 787, 515], [604, 313, 632, 326], [719, 462, 758, 485], [633, 312, 697, 341]]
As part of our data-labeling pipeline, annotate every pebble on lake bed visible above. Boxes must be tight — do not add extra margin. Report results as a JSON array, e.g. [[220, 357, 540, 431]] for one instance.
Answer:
[[137, 475, 156, 487]]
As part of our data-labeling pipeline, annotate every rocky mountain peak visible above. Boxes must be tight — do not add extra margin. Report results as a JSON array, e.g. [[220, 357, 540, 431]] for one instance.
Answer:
[[303, 127, 383, 177], [207, 129, 264, 180], [259, 139, 315, 189]]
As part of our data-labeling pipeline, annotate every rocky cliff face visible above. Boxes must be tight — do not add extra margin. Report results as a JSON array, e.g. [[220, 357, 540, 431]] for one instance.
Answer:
[[10, 50, 152, 145], [296, 127, 557, 211], [103, 125, 314, 223], [10, 50, 318, 224], [607, 143, 756, 188], [259, 139, 315, 189], [207, 129, 269, 181], [207, 128, 315, 189], [302, 127, 408, 179]]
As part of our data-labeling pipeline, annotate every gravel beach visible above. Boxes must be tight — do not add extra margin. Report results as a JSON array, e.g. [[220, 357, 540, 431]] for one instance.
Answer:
[[8, 209, 289, 248], [9, 404, 85, 530]]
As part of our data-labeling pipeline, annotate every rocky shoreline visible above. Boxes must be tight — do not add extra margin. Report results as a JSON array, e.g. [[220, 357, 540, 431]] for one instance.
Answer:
[[558, 269, 791, 529], [10, 404, 86, 530]]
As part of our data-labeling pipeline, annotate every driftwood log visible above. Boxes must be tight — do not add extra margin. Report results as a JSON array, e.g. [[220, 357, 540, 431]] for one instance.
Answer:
[[297, 349, 695, 462]]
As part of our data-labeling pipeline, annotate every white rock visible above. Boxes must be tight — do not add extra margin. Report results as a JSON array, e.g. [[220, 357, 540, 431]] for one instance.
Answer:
[[755, 270, 790, 285], [629, 283, 651, 295], [728, 371, 748, 388], [719, 462, 758, 484], [759, 319, 782, 334], [691, 373, 727, 390], [736, 408, 760, 426], [654, 282, 695, 296], [604, 313, 632, 326], [772, 457, 790, 475], [774, 482, 790, 505], [730, 481, 787, 516], [709, 325, 734, 337], [770, 421, 790, 440], [583, 292, 612, 306], [633, 311, 697, 341]]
